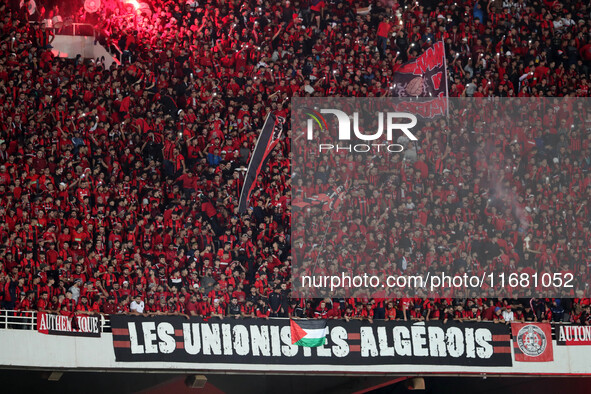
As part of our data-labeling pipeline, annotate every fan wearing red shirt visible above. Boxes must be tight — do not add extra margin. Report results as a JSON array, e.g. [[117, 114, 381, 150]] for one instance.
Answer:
[[37, 291, 50, 312], [343, 304, 356, 322], [410, 305, 425, 321], [102, 296, 118, 315], [327, 303, 343, 319], [210, 299, 224, 319], [385, 301, 397, 321], [15, 292, 32, 317], [256, 299, 270, 319], [360, 304, 374, 323], [197, 296, 211, 317], [376, 16, 392, 53], [314, 300, 329, 319], [76, 295, 93, 314], [241, 300, 255, 318]]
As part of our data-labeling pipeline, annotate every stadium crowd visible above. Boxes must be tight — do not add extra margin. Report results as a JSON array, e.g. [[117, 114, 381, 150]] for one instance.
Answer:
[[0, 0, 590, 326]]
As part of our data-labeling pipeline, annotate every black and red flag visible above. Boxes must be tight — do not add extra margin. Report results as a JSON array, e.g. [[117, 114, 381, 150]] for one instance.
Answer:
[[238, 112, 285, 214], [292, 184, 347, 212], [391, 41, 448, 117]]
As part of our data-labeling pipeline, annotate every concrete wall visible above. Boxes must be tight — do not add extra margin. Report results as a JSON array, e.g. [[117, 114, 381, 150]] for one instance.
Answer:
[[51, 36, 118, 69], [0, 328, 590, 375]]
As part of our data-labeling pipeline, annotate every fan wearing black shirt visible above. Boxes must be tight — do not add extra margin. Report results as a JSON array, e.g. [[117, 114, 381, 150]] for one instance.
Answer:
[[268, 286, 285, 317], [289, 300, 305, 318], [523, 305, 536, 322], [227, 297, 241, 319]]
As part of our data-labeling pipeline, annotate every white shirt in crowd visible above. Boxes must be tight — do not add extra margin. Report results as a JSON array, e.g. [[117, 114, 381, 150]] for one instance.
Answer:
[[502, 309, 514, 322], [130, 300, 145, 313]]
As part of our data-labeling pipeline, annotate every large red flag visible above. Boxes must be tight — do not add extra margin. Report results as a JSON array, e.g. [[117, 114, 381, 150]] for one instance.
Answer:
[[391, 41, 448, 117], [512, 323, 554, 362]]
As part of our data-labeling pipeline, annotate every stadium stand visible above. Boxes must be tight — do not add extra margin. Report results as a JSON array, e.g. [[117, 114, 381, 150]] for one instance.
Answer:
[[0, 0, 590, 326]]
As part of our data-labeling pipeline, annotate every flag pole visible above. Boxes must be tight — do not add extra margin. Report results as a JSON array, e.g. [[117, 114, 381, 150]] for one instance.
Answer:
[[442, 41, 450, 118]]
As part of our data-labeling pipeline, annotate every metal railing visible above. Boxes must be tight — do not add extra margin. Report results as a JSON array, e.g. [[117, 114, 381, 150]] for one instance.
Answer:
[[0, 309, 579, 339], [30, 21, 97, 38], [53, 23, 97, 37], [29, 21, 122, 64], [0, 309, 111, 332]]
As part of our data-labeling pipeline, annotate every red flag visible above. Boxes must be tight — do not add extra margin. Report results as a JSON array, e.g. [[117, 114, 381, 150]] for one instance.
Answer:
[[512, 323, 554, 362], [391, 41, 448, 118]]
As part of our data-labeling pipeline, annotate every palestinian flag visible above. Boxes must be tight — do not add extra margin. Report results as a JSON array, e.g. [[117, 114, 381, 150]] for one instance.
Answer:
[[290, 319, 328, 347]]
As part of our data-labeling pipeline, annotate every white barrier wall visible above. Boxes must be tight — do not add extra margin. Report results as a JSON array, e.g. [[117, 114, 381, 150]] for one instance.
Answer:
[[52, 36, 95, 59], [51, 36, 118, 68], [0, 328, 589, 375]]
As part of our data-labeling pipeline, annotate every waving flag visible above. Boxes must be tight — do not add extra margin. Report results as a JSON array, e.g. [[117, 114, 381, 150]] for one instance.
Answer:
[[238, 113, 285, 213], [292, 184, 347, 212], [290, 319, 328, 347], [392, 41, 449, 117]]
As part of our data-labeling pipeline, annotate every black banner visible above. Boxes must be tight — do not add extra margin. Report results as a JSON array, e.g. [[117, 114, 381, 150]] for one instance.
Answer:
[[111, 316, 512, 367], [37, 312, 101, 337], [238, 112, 285, 213]]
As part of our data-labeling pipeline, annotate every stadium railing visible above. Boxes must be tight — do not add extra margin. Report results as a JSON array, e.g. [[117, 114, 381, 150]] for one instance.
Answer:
[[0, 309, 578, 339], [30, 21, 123, 64], [0, 309, 111, 332]]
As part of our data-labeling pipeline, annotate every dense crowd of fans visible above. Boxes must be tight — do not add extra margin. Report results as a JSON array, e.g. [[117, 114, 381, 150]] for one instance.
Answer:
[[0, 0, 590, 327], [291, 97, 591, 301]]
